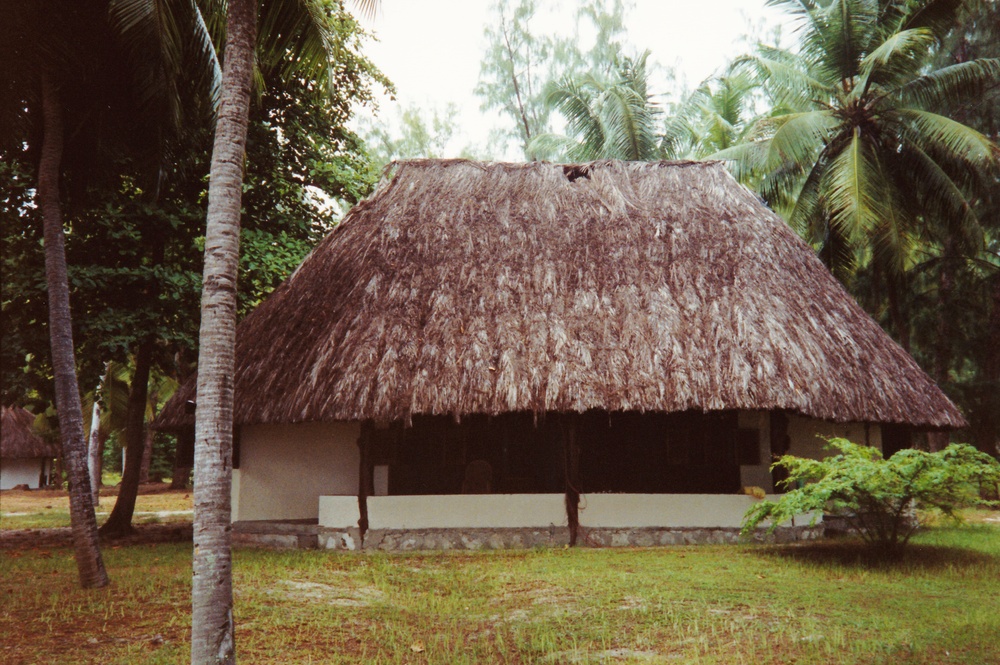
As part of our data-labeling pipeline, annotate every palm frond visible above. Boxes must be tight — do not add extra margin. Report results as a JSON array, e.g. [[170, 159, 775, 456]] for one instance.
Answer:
[[897, 0, 963, 37], [257, 0, 335, 90], [788, 148, 832, 241], [893, 138, 985, 255], [708, 140, 771, 184], [858, 27, 935, 93], [528, 132, 592, 162], [736, 51, 833, 111], [893, 58, 1000, 111], [766, 110, 838, 169], [820, 0, 879, 80], [867, 150, 913, 275], [600, 83, 660, 161], [108, 0, 221, 121], [824, 126, 883, 246], [545, 76, 605, 158], [895, 108, 998, 169]]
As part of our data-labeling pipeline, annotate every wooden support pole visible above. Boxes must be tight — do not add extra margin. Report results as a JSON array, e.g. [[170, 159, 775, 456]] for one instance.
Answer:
[[769, 410, 790, 491], [357, 422, 373, 539], [563, 415, 580, 546]]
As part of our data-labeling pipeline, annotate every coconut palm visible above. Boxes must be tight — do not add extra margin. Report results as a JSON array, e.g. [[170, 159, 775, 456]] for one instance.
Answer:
[[530, 51, 662, 161], [662, 68, 759, 159], [1, 0, 216, 589], [714, 0, 1000, 344], [190, 0, 378, 660]]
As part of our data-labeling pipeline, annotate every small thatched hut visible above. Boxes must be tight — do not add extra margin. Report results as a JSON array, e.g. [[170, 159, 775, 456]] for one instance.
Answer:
[[158, 159, 964, 549], [1, 406, 59, 490]]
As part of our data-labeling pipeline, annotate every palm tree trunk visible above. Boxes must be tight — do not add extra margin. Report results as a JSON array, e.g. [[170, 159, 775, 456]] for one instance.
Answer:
[[928, 253, 955, 452], [100, 340, 153, 537], [191, 0, 256, 660], [38, 72, 109, 589], [139, 426, 154, 483], [985, 273, 1000, 456], [886, 275, 911, 353], [88, 384, 103, 506]]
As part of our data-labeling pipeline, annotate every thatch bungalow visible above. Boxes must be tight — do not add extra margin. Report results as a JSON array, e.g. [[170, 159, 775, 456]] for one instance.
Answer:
[[157, 159, 964, 550], [1, 406, 59, 490]]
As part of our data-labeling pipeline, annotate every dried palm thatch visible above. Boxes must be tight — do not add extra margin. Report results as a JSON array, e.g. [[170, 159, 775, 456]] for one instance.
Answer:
[[158, 159, 965, 429], [1, 406, 59, 459]]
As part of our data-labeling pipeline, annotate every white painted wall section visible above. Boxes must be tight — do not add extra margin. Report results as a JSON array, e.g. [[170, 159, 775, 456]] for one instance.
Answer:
[[1, 458, 48, 490], [235, 421, 360, 521], [367, 494, 567, 529], [231, 469, 242, 522], [319, 495, 361, 528], [579, 493, 820, 529]]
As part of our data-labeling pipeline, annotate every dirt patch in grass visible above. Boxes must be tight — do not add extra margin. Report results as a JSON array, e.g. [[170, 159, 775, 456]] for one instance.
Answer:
[[272, 579, 385, 607]]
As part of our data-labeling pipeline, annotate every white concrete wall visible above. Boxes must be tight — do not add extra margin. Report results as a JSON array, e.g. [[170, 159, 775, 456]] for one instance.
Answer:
[[235, 421, 360, 521], [231, 469, 242, 522], [367, 494, 568, 529], [0, 458, 45, 490], [318, 495, 361, 528], [578, 493, 819, 529], [363, 493, 816, 530], [788, 416, 882, 460]]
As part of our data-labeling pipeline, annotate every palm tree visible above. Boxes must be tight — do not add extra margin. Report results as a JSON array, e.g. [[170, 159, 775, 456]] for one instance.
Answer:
[[190, 0, 378, 660], [530, 51, 662, 161], [3, 0, 221, 577], [2, 2, 121, 591], [714, 0, 999, 346], [662, 68, 759, 159]]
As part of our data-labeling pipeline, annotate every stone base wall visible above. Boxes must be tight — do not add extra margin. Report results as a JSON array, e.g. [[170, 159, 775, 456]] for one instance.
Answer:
[[234, 521, 823, 552], [361, 526, 571, 551], [321, 524, 822, 551], [318, 528, 363, 551], [578, 525, 823, 548]]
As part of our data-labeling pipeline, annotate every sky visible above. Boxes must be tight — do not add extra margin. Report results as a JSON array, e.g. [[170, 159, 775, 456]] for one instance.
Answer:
[[354, 0, 794, 159]]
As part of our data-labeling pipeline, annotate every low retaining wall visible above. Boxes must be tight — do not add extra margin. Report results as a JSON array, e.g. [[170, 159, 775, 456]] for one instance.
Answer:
[[361, 526, 571, 551], [365, 494, 567, 530], [306, 493, 826, 551]]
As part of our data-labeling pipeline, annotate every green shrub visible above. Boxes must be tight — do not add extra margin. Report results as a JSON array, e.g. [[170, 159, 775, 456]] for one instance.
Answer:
[[742, 439, 1000, 558]]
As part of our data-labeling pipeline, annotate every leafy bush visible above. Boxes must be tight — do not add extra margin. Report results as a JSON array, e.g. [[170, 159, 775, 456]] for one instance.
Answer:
[[742, 439, 1000, 557]]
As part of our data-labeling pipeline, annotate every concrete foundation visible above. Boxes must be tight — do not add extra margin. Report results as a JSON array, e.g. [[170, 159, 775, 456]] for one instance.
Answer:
[[232, 520, 822, 551]]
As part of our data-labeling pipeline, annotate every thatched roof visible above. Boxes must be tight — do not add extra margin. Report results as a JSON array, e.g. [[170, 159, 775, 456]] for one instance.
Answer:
[[1, 406, 59, 459], [157, 159, 965, 430]]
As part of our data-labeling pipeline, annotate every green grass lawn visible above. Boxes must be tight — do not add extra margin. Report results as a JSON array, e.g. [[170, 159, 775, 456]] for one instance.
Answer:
[[2, 520, 998, 664]]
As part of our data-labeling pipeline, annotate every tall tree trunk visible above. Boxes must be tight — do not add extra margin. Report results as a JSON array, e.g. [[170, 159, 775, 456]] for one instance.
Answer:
[[88, 387, 103, 506], [886, 275, 911, 353], [100, 341, 153, 537], [191, 0, 256, 661], [139, 426, 155, 483], [171, 428, 194, 489], [928, 253, 955, 452], [38, 72, 109, 589], [985, 273, 1000, 456]]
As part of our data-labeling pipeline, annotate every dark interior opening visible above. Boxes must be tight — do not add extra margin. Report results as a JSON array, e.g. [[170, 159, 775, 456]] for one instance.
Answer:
[[368, 410, 747, 495], [562, 164, 591, 182]]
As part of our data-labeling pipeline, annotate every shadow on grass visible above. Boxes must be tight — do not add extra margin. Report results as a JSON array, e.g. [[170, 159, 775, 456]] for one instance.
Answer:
[[750, 537, 997, 571]]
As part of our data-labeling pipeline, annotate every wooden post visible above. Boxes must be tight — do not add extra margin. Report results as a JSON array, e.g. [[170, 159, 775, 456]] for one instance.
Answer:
[[769, 411, 790, 491], [357, 422, 373, 539], [563, 415, 580, 546]]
